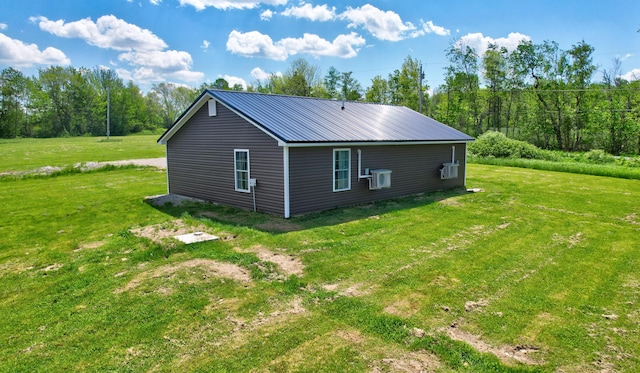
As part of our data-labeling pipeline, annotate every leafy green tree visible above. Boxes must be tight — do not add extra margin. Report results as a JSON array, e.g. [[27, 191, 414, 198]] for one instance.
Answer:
[[0, 68, 27, 138], [323, 66, 341, 99], [388, 56, 425, 111], [444, 44, 480, 134], [148, 82, 198, 128], [37, 66, 75, 136], [365, 75, 391, 104], [482, 44, 508, 132], [213, 78, 230, 90], [267, 58, 322, 97], [339, 71, 362, 101], [601, 59, 640, 154], [565, 40, 596, 150]]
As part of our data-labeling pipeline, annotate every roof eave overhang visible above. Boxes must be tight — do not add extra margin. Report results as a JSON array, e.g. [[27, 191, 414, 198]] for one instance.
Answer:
[[279, 139, 475, 147]]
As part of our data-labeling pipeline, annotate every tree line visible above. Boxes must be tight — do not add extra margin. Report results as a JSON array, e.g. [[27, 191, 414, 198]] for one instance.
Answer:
[[1, 37, 639, 154], [429, 39, 640, 155]]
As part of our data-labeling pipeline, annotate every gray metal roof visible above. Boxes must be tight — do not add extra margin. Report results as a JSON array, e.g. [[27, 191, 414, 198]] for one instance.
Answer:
[[161, 89, 474, 145]]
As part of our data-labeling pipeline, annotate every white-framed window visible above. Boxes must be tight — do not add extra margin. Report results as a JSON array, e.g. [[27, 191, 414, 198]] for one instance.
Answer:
[[234, 149, 250, 193], [333, 148, 351, 192]]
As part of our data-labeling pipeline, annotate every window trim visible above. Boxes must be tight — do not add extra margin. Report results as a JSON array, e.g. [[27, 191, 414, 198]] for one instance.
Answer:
[[333, 148, 351, 192], [234, 149, 250, 193]]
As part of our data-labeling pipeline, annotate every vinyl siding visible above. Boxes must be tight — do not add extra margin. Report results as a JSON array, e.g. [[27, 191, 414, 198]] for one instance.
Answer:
[[288, 143, 466, 216], [166, 101, 284, 215]]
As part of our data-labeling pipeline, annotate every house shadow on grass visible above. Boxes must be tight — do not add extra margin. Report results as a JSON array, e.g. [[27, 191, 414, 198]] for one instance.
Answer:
[[144, 187, 471, 234]]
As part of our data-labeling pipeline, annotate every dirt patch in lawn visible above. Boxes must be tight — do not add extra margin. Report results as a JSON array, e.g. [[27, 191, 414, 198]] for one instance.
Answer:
[[465, 298, 489, 312], [208, 297, 307, 351], [438, 198, 463, 207], [384, 294, 426, 318], [372, 351, 441, 373], [74, 240, 105, 252], [0, 260, 35, 276], [239, 245, 304, 277], [131, 219, 233, 243], [624, 213, 639, 225], [322, 282, 377, 297], [114, 259, 252, 294], [444, 325, 543, 366]]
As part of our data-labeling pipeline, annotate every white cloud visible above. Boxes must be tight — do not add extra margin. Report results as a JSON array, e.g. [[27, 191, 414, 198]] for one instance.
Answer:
[[250, 66, 282, 80], [420, 20, 450, 36], [0, 23, 7, 30], [223, 74, 247, 89], [226, 30, 365, 60], [251, 67, 271, 80], [456, 32, 531, 55], [620, 68, 640, 81], [341, 4, 418, 42], [31, 14, 204, 86], [119, 50, 193, 71], [117, 50, 204, 83], [260, 9, 273, 21], [31, 15, 167, 51], [201, 39, 211, 51], [621, 53, 633, 61], [150, 0, 162, 4], [0, 32, 70, 67], [282, 3, 336, 22], [179, 0, 287, 11]]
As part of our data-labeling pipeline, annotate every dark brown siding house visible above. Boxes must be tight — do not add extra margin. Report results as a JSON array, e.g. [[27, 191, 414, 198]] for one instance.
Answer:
[[158, 90, 474, 218]]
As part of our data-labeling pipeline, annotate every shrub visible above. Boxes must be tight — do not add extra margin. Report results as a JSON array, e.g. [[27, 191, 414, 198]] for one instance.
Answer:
[[469, 131, 544, 159], [582, 149, 615, 164]]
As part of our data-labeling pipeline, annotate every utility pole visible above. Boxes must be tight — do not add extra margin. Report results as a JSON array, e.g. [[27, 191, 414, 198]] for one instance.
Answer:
[[419, 63, 425, 114], [106, 86, 110, 140]]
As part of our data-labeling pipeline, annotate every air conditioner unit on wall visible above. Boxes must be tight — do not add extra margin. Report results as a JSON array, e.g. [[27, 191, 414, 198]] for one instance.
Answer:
[[369, 169, 392, 190], [440, 162, 459, 180]]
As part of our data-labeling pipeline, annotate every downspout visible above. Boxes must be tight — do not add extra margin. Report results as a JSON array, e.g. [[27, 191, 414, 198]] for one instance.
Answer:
[[283, 146, 290, 218], [464, 144, 468, 187], [165, 145, 170, 194]]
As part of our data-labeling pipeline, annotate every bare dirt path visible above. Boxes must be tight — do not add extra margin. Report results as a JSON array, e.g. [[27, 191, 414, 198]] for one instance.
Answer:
[[0, 158, 167, 177], [102, 157, 166, 169]]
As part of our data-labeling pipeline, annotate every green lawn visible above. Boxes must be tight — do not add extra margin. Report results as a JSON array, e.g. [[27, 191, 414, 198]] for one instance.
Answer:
[[0, 135, 164, 172], [1, 160, 639, 371]]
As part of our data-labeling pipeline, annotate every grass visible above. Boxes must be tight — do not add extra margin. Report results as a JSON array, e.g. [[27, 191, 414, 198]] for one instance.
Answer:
[[0, 135, 164, 172], [469, 155, 640, 180], [1, 144, 640, 371]]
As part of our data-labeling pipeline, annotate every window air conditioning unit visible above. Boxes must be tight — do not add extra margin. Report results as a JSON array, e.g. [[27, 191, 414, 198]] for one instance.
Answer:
[[440, 162, 459, 180], [369, 169, 392, 190]]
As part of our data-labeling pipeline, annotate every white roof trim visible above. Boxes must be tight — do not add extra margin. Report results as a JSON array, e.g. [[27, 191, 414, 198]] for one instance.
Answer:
[[158, 91, 284, 145], [281, 140, 474, 148]]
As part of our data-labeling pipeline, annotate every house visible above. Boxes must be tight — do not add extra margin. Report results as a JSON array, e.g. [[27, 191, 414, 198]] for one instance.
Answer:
[[158, 90, 474, 218]]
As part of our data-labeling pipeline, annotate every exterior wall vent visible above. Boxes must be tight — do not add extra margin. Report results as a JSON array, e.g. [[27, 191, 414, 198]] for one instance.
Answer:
[[440, 162, 459, 179], [369, 169, 392, 190], [208, 99, 217, 117]]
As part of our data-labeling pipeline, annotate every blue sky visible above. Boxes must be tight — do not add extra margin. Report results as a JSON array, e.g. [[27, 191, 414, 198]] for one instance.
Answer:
[[1, 0, 639, 93]]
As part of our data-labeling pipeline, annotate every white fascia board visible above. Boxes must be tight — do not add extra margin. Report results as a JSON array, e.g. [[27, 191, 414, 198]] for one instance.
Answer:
[[280, 140, 474, 148]]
